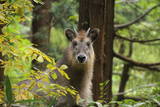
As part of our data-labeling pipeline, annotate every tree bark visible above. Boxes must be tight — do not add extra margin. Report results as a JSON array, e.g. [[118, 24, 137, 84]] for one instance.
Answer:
[[0, 54, 4, 89], [0, 24, 5, 89], [31, 0, 53, 69], [32, 0, 52, 53], [117, 42, 133, 101], [89, 0, 105, 101], [103, 0, 115, 102], [79, 0, 105, 101], [79, 0, 115, 102]]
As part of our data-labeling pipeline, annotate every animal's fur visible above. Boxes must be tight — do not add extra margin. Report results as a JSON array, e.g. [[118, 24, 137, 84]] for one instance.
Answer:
[[52, 28, 99, 107]]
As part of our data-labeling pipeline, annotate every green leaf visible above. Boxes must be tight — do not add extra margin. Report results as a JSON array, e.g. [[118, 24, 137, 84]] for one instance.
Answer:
[[14, 99, 43, 104], [5, 76, 13, 104], [51, 73, 58, 80], [68, 15, 78, 21], [48, 97, 57, 107], [7, 0, 15, 3]]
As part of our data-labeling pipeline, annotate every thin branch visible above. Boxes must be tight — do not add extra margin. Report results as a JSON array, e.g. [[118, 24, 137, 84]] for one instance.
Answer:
[[132, 66, 160, 72], [123, 96, 146, 101], [114, 3, 160, 30], [115, 34, 160, 44], [114, 83, 158, 96], [114, 52, 160, 68], [113, 72, 122, 76]]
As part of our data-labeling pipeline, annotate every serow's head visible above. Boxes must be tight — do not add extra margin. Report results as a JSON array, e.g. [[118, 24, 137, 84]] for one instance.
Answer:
[[65, 28, 100, 64]]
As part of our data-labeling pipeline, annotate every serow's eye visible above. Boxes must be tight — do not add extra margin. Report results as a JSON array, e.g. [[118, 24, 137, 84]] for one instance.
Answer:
[[72, 41, 77, 47], [87, 42, 90, 47]]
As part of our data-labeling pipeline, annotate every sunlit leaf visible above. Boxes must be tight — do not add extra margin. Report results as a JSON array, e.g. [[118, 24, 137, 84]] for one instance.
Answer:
[[33, 0, 44, 4], [5, 76, 13, 104], [36, 55, 44, 63], [51, 73, 58, 80], [47, 64, 56, 70], [60, 64, 68, 70]]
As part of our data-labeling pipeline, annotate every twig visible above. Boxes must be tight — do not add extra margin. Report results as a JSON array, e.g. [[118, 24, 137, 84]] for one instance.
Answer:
[[115, 34, 160, 44], [114, 83, 158, 96], [123, 96, 146, 101], [114, 52, 160, 68]]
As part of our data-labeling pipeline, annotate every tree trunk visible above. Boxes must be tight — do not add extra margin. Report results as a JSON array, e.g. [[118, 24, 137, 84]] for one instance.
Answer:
[[78, 0, 90, 30], [32, 0, 52, 53], [103, 0, 115, 102], [79, 0, 114, 100], [31, 0, 53, 69], [0, 53, 4, 89], [79, 0, 105, 101], [79, 0, 114, 101], [0, 2, 5, 89], [117, 42, 133, 101], [89, 0, 105, 101], [0, 24, 5, 89]]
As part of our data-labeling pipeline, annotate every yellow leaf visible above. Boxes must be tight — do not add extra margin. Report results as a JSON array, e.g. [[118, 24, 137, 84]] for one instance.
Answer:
[[36, 55, 44, 63], [58, 69, 70, 80], [47, 64, 56, 70], [76, 94, 80, 105], [51, 73, 57, 80], [60, 65, 68, 70]]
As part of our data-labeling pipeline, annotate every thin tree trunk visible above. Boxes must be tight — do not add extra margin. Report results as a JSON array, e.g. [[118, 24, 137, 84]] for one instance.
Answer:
[[0, 24, 5, 89], [0, 3, 5, 89], [117, 42, 133, 101], [0, 54, 4, 90], [103, 0, 115, 102]]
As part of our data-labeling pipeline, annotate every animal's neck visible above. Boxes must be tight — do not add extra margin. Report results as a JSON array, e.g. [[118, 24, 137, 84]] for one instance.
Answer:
[[68, 59, 94, 98], [67, 63, 87, 89], [62, 48, 95, 99]]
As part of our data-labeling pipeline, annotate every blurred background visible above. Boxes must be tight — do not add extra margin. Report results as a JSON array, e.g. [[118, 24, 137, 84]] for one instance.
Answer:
[[0, 0, 160, 106]]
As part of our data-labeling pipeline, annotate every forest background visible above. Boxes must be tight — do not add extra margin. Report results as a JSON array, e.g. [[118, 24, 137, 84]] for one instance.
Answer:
[[0, 0, 160, 106]]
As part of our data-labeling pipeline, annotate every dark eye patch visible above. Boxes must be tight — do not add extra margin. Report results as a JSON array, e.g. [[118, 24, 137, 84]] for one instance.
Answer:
[[72, 41, 77, 47]]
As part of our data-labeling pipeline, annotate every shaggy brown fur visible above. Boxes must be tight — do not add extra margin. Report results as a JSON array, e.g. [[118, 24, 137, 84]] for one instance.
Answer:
[[52, 28, 100, 107]]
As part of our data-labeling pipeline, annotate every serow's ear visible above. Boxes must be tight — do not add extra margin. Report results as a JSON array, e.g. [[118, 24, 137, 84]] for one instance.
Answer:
[[87, 28, 100, 42], [65, 29, 76, 41]]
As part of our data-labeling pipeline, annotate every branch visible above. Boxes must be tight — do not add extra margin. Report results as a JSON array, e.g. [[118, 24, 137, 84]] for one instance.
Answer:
[[132, 66, 160, 72], [115, 34, 160, 44], [123, 96, 146, 101], [114, 3, 160, 30], [114, 52, 160, 68], [114, 83, 158, 96]]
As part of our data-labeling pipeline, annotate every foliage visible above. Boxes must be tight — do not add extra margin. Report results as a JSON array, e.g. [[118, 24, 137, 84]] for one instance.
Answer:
[[0, 0, 77, 106], [1, 0, 160, 106], [51, 0, 78, 29], [113, 0, 160, 106], [49, 28, 68, 61]]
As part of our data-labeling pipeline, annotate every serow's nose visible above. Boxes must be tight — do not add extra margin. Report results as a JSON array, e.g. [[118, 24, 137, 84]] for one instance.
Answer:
[[77, 55, 86, 63]]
